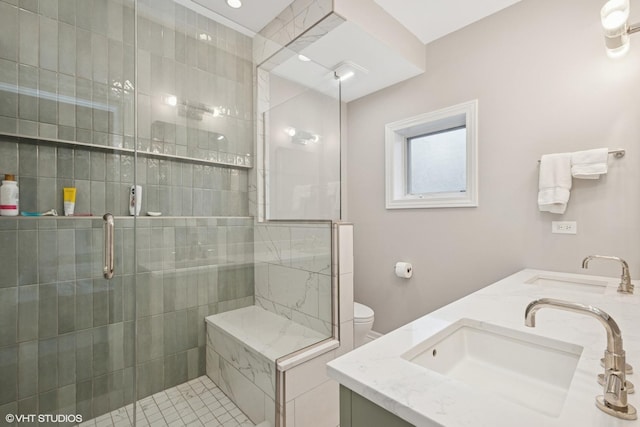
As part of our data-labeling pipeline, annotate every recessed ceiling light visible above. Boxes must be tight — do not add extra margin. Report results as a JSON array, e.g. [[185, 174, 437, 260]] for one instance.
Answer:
[[226, 0, 242, 9], [298, 54, 311, 62]]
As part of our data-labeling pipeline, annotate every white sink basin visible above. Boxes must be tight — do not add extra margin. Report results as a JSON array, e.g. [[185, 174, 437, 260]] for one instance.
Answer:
[[525, 274, 608, 294], [402, 319, 583, 416]]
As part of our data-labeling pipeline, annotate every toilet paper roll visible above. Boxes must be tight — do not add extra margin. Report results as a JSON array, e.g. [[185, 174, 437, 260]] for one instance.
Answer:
[[395, 262, 413, 279]]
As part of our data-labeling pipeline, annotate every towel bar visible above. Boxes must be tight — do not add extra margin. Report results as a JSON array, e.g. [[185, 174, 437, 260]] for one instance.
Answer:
[[537, 149, 625, 164]]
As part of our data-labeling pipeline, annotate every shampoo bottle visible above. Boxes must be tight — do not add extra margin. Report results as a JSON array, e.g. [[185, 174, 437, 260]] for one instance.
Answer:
[[0, 174, 19, 216]]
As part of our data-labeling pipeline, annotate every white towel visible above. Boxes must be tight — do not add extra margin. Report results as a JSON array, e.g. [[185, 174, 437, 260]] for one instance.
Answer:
[[538, 153, 572, 214], [571, 148, 608, 179]]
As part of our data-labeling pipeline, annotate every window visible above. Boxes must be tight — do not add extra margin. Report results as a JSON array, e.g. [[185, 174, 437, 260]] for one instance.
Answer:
[[385, 100, 478, 209], [407, 126, 467, 195]]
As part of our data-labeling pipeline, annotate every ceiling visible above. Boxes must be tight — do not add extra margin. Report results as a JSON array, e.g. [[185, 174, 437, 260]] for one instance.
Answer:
[[186, 0, 524, 45], [271, 21, 425, 102], [180, 0, 293, 34], [181, 0, 525, 102], [374, 0, 524, 44]]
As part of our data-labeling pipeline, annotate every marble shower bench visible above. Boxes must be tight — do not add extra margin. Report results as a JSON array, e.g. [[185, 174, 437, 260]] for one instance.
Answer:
[[205, 306, 328, 425]]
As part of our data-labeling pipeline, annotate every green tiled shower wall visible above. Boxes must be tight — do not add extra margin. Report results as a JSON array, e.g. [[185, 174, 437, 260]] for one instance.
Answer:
[[0, 0, 253, 163], [0, 216, 254, 422], [0, 137, 249, 217], [0, 0, 256, 423]]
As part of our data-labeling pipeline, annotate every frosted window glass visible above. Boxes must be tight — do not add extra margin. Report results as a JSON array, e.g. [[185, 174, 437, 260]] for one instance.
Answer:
[[408, 128, 467, 194]]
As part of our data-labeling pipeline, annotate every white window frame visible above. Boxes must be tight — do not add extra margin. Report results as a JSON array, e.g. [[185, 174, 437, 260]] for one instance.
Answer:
[[385, 100, 478, 209]]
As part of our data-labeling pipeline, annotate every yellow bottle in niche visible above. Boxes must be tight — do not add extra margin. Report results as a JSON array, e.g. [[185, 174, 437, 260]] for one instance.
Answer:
[[0, 174, 19, 216]]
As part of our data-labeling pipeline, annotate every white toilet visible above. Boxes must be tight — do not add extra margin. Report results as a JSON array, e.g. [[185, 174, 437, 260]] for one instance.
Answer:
[[353, 302, 375, 347]]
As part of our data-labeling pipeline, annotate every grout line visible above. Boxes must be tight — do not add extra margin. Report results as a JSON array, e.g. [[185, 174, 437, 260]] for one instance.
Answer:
[[82, 376, 254, 427]]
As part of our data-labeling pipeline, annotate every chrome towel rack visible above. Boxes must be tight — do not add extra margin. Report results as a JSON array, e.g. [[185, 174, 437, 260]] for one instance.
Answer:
[[537, 149, 625, 164]]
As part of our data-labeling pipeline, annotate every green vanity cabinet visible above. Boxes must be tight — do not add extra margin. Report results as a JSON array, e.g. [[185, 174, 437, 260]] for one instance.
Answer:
[[340, 386, 415, 427]]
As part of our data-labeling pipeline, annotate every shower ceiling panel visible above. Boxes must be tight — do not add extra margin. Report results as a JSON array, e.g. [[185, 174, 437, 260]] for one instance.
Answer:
[[182, 0, 294, 33], [272, 21, 424, 102]]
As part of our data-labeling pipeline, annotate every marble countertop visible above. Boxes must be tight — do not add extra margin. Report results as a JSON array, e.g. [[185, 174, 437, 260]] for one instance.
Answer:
[[327, 269, 640, 427]]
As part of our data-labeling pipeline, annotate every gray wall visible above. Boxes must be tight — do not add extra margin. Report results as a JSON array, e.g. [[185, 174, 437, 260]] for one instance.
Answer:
[[346, 0, 640, 333]]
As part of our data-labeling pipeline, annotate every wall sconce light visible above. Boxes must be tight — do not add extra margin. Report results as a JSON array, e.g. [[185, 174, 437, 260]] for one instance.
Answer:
[[284, 127, 320, 145], [163, 95, 178, 107], [601, 0, 640, 58]]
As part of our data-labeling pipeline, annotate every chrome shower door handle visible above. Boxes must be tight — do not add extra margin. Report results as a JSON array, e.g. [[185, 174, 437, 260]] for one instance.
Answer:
[[103, 213, 115, 279]]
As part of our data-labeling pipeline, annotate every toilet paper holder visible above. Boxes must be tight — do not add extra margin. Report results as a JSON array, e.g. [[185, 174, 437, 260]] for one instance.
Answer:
[[394, 262, 413, 279]]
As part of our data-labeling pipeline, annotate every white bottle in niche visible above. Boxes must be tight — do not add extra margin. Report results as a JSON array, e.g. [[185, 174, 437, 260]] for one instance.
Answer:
[[129, 185, 142, 216], [0, 174, 19, 216]]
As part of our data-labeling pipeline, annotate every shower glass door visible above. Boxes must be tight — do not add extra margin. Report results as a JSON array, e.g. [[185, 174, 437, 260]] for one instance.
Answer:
[[132, 0, 255, 425], [0, 0, 138, 424]]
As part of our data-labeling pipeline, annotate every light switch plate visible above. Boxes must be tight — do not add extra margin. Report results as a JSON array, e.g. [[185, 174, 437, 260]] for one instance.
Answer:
[[552, 221, 577, 234]]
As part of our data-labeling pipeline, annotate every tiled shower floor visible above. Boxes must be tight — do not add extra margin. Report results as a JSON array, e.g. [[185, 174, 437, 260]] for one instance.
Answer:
[[79, 376, 255, 427]]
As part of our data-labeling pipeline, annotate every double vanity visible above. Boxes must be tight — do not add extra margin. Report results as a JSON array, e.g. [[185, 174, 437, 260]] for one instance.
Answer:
[[328, 264, 640, 426]]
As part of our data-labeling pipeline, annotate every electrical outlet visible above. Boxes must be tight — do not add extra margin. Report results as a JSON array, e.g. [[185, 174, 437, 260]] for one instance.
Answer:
[[552, 221, 577, 234]]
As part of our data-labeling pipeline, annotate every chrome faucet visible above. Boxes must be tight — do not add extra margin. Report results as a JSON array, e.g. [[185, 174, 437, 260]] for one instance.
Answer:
[[525, 298, 637, 420], [582, 255, 634, 294]]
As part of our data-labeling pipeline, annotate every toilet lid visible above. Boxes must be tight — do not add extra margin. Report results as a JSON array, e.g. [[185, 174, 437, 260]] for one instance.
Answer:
[[354, 302, 374, 321]]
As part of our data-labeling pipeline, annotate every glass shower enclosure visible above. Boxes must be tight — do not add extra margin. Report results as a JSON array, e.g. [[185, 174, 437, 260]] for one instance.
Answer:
[[0, 0, 257, 424], [0, 0, 340, 426], [0, 0, 340, 425]]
